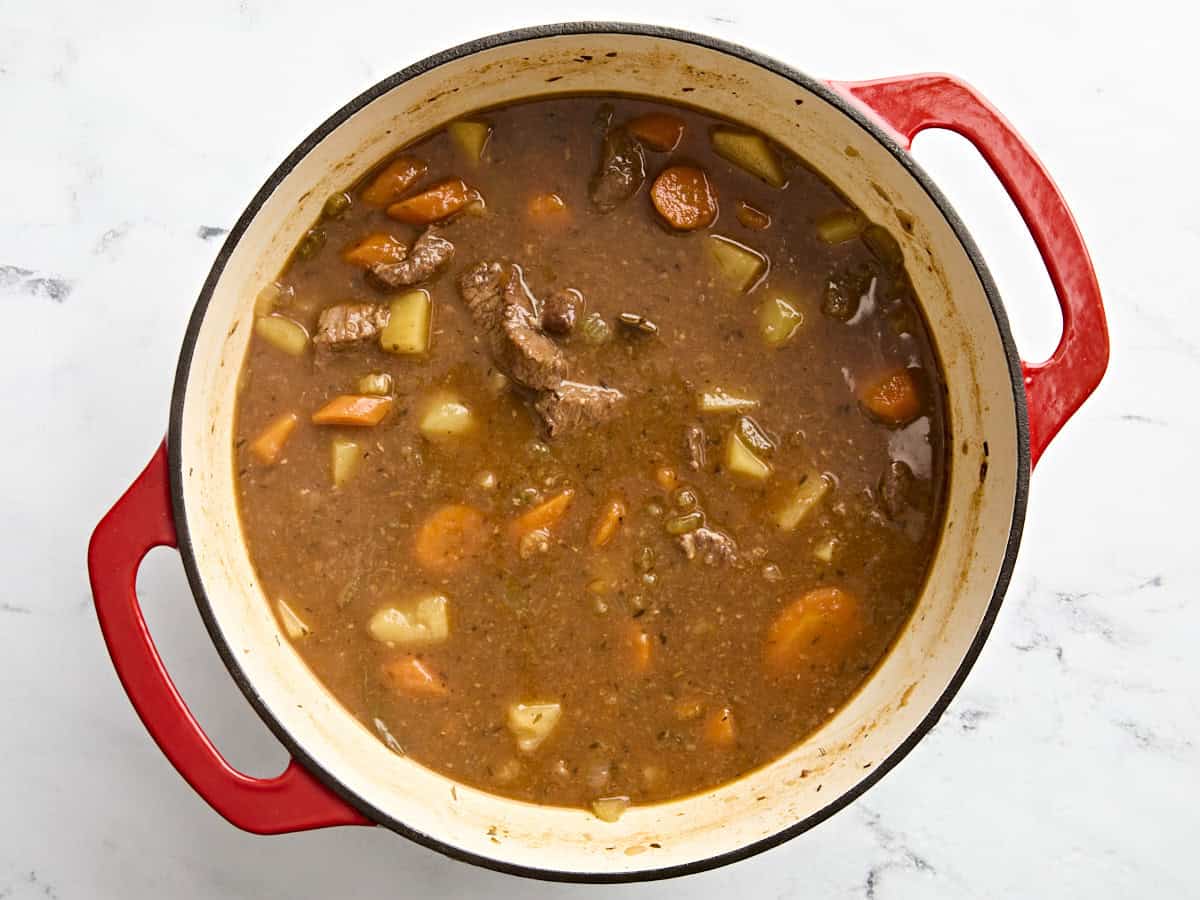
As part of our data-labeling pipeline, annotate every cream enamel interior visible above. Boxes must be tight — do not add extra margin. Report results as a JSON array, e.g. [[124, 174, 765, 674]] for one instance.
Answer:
[[174, 32, 1020, 876]]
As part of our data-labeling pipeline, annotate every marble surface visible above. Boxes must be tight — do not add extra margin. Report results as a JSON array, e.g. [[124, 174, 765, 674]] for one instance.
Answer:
[[2, 0, 1195, 896]]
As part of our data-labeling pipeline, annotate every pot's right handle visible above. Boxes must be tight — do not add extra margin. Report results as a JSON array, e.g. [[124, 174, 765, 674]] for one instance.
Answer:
[[88, 443, 371, 834], [827, 74, 1109, 467]]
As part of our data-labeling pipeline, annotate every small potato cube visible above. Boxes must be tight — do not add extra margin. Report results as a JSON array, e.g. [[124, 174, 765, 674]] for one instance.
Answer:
[[419, 393, 476, 441], [759, 295, 805, 347], [507, 701, 563, 753], [379, 290, 431, 355], [711, 128, 786, 187], [724, 430, 772, 481], [773, 472, 832, 531], [707, 235, 767, 293], [330, 437, 362, 487], [447, 120, 492, 163], [254, 315, 308, 357], [368, 594, 450, 645]]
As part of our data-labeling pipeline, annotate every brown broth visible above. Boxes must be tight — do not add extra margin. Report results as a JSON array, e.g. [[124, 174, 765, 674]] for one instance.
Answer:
[[233, 95, 947, 810]]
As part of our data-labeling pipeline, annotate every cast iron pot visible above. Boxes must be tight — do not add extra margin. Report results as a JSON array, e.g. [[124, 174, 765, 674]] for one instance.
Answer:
[[87, 23, 1109, 882]]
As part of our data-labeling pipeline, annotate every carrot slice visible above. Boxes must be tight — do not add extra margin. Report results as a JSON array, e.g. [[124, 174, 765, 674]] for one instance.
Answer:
[[527, 191, 569, 221], [509, 489, 574, 540], [736, 200, 771, 230], [414, 504, 487, 572], [343, 233, 407, 268], [590, 497, 626, 548], [311, 394, 393, 426], [859, 368, 922, 427], [764, 587, 863, 675], [387, 178, 481, 225], [248, 412, 298, 464], [382, 655, 448, 697], [650, 165, 718, 231], [628, 625, 653, 674], [703, 707, 737, 747], [361, 156, 427, 206], [628, 113, 685, 152]]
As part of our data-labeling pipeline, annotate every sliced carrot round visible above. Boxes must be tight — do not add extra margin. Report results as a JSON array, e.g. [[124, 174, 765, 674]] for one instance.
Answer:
[[764, 587, 864, 675], [650, 165, 718, 231], [414, 504, 488, 573], [859, 368, 923, 427]]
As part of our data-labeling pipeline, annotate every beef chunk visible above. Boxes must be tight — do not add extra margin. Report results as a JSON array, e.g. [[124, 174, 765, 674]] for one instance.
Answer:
[[459, 260, 507, 333], [500, 302, 568, 390], [678, 526, 739, 566], [369, 228, 454, 289], [541, 289, 581, 336], [879, 459, 916, 519], [590, 127, 645, 212], [535, 380, 626, 437], [313, 302, 390, 353], [684, 424, 707, 471]]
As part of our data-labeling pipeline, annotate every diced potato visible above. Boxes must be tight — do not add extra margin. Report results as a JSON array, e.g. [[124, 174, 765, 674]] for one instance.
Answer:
[[507, 701, 562, 753], [759, 295, 805, 347], [696, 388, 760, 414], [724, 430, 772, 481], [419, 393, 477, 441], [254, 315, 308, 357], [379, 290, 431, 355], [773, 471, 832, 531], [357, 372, 393, 396], [711, 128, 786, 187], [591, 796, 631, 823], [813, 536, 837, 563], [447, 120, 492, 163], [331, 437, 362, 487], [368, 594, 450, 645], [707, 235, 767, 292], [815, 210, 865, 244], [277, 598, 310, 639]]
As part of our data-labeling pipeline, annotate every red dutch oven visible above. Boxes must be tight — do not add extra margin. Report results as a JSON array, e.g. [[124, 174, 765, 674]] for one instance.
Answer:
[[87, 24, 1108, 882]]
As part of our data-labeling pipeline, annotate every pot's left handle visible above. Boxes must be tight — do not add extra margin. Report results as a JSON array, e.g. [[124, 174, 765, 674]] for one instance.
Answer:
[[87, 442, 371, 834]]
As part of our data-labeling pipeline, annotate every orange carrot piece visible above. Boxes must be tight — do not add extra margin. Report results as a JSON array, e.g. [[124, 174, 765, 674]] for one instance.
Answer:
[[703, 707, 737, 747], [591, 498, 626, 548], [650, 165, 718, 231], [628, 625, 653, 674], [509, 489, 575, 540], [654, 466, 678, 491], [414, 504, 487, 573], [387, 178, 481, 225], [249, 412, 298, 464], [382, 655, 448, 697], [527, 192, 568, 220], [342, 233, 408, 268], [858, 368, 922, 427], [736, 200, 771, 230], [764, 587, 863, 675], [311, 394, 393, 426], [628, 112, 685, 152], [361, 156, 428, 206]]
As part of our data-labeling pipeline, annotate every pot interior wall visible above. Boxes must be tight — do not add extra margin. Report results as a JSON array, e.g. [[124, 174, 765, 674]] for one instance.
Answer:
[[174, 30, 1021, 876]]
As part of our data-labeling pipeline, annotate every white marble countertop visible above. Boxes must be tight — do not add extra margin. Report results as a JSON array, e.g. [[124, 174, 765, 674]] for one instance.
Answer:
[[2, 0, 1195, 896]]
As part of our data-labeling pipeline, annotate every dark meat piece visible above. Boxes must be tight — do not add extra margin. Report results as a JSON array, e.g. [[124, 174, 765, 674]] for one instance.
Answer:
[[313, 302, 390, 353], [369, 228, 454, 289], [500, 303, 568, 390], [459, 260, 507, 333], [535, 381, 626, 437], [678, 526, 739, 566], [458, 260, 566, 391], [541, 289, 581, 336], [684, 424, 707, 471], [590, 127, 645, 212], [879, 459, 916, 519]]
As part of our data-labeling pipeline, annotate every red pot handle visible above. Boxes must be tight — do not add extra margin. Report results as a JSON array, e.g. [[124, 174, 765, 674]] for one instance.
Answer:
[[87, 442, 371, 833], [827, 74, 1109, 467]]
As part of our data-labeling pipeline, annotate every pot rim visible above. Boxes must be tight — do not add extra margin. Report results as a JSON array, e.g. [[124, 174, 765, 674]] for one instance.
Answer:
[[166, 21, 1031, 883]]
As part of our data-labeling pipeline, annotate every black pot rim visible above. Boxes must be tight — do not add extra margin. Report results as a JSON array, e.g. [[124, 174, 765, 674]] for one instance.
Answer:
[[167, 21, 1031, 884]]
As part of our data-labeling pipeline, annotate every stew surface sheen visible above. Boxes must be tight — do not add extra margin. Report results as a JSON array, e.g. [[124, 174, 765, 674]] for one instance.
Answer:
[[233, 95, 948, 815]]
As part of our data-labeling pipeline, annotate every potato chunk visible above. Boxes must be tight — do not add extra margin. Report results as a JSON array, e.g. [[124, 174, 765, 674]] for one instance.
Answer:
[[368, 594, 450, 645], [507, 701, 562, 753], [447, 120, 492, 163], [724, 429, 772, 481], [419, 392, 477, 440], [254, 315, 308, 356], [772, 471, 831, 531], [707, 235, 767, 292], [379, 290, 431, 355], [711, 128, 786, 187]]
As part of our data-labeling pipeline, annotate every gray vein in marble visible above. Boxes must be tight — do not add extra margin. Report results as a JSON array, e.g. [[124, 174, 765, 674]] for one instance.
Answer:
[[1116, 413, 1167, 426], [0, 871, 60, 899], [859, 807, 937, 898], [0, 602, 32, 614], [1113, 718, 1195, 758], [95, 224, 130, 254], [0, 265, 72, 302], [197, 225, 228, 240]]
